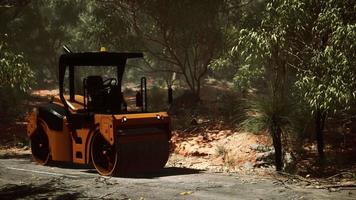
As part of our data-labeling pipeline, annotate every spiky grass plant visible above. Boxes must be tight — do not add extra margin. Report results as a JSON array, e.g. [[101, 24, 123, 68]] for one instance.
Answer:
[[240, 89, 293, 171]]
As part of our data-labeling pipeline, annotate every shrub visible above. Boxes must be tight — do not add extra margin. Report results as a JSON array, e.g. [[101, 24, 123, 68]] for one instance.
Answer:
[[0, 39, 35, 120], [147, 85, 167, 112], [215, 91, 245, 124]]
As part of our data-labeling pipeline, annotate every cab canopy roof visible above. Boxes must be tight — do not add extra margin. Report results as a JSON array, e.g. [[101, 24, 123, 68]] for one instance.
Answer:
[[59, 52, 143, 66], [58, 51, 144, 111]]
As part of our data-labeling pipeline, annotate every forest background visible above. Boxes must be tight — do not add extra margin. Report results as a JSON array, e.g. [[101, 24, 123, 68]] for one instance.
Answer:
[[1, 0, 355, 173]]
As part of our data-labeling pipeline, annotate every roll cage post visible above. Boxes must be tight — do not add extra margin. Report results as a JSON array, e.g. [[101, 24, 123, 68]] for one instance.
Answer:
[[58, 46, 144, 123]]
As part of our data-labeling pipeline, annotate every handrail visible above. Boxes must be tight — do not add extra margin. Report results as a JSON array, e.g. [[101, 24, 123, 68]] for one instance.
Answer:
[[141, 77, 147, 112]]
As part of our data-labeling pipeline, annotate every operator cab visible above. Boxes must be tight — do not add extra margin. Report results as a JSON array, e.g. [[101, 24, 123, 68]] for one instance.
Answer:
[[83, 75, 127, 113], [58, 50, 147, 117]]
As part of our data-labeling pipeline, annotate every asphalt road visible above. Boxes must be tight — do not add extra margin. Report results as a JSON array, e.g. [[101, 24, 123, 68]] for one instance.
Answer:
[[0, 154, 355, 200]]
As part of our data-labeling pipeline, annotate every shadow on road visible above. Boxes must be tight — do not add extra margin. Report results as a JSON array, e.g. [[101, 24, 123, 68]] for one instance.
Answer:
[[129, 167, 203, 178], [0, 152, 31, 160], [82, 167, 203, 179], [0, 180, 83, 200], [0, 152, 203, 179], [47, 161, 94, 170]]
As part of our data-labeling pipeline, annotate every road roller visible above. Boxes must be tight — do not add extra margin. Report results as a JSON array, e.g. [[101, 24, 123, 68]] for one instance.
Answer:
[[27, 47, 171, 176]]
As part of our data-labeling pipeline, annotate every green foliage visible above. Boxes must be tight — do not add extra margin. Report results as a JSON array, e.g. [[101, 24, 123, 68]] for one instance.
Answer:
[[231, 30, 269, 90], [1, 0, 87, 82], [229, 0, 310, 91], [0, 39, 34, 91], [106, 0, 224, 97], [215, 91, 245, 124], [215, 144, 228, 157], [147, 85, 167, 112], [240, 91, 292, 135], [227, 1, 295, 139], [224, 0, 356, 124], [0, 38, 34, 117], [73, 1, 139, 51], [214, 0, 356, 163], [294, 1, 356, 114], [240, 116, 267, 134], [222, 0, 320, 170]]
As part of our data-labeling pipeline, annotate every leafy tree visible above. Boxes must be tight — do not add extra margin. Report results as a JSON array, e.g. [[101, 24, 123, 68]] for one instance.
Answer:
[[210, 0, 267, 81], [0, 36, 34, 117], [226, 1, 302, 171], [74, 1, 140, 51], [0, 38, 34, 91], [292, 0, 356, 158], [216, 0, 356, 169], [100, 0, 224, 99], [1, 0, 86, 83]]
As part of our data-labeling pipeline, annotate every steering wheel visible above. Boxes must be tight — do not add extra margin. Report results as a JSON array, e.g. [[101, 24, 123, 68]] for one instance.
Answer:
[[103, 78, 117, 88]]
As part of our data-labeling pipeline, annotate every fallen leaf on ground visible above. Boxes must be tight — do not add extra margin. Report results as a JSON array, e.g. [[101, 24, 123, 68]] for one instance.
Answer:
[[180, 191, 194, 195]]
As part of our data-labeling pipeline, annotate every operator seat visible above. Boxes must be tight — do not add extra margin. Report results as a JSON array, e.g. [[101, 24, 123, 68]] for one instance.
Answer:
[[67, 76, 103, 129], [108, 85, 127, 113], [84, 76, 105, 112]]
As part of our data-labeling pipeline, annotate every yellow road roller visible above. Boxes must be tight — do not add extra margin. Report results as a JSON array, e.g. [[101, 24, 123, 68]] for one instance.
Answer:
[[27, 48, 171, 176]]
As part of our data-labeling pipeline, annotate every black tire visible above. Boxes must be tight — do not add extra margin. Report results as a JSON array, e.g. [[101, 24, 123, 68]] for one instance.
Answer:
[[91, 132, 119, 176], [30, 123, 50, 165]]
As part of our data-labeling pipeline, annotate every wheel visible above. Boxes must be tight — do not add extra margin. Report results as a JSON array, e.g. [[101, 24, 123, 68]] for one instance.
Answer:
[[91, 132, 170, 176], [91, 132, 119, 176], [30, 123, 50, 165]]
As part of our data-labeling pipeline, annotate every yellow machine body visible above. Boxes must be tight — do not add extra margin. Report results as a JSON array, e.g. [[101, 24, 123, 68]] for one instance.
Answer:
[[27, 51, 171, 176], [27, 95, 171, 166]]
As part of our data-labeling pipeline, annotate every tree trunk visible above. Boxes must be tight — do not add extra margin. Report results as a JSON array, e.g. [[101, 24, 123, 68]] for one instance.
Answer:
[[315, 109, 326, 158], [271, 115, 283, 171], [194, 83, 201, 102]]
